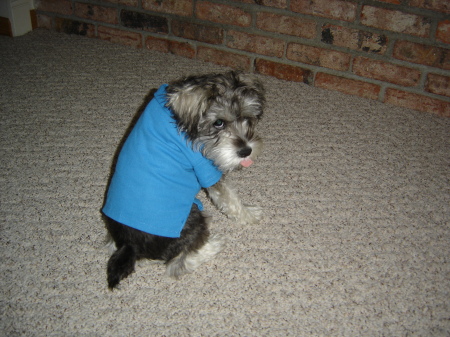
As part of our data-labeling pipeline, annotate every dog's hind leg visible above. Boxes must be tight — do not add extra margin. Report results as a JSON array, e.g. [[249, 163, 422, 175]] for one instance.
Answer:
[[165, 204, 225, 278], [107, 244, 137, 289], [165, 234, 225, 278]]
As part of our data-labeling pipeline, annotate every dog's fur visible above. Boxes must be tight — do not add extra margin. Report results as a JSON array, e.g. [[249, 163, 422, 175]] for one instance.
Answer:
[[104, 71, 265, 289]]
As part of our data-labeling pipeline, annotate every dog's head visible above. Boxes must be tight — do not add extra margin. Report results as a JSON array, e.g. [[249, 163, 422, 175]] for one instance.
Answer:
[[166, 71, 265, 172]]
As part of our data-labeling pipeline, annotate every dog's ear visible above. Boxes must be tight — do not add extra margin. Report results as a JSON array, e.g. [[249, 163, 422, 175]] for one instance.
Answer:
[[236, 73, 265, 119], [166, 83, 214, 139]]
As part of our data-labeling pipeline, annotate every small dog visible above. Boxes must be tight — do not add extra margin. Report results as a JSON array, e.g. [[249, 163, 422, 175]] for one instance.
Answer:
[[102, 71, 265, 289]]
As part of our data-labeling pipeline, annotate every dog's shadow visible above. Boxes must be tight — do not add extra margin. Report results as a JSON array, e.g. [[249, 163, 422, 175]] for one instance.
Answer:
[[102, 88, 158, 202]]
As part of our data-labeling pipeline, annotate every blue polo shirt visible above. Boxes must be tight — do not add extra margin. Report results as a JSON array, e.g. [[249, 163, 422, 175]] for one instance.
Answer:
[[102, 84, 222, 238]]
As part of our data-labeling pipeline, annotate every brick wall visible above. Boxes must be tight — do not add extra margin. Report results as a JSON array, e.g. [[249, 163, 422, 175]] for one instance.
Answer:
[[36, 0, 450, 117]]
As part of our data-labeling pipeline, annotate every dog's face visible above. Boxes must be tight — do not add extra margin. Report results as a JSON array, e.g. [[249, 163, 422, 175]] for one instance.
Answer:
[[166, 71, 265, 172]]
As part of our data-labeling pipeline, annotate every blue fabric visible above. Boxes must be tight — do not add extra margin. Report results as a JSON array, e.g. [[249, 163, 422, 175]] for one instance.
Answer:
[[102, 84, 222, 238]]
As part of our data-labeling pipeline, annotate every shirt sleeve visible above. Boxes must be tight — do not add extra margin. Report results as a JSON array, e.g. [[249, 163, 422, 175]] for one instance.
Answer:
[[190, 150, 223, 188]]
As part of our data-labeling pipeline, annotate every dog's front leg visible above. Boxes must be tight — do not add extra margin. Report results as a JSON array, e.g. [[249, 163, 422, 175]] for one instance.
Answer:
[[207, 179, 262, 225]]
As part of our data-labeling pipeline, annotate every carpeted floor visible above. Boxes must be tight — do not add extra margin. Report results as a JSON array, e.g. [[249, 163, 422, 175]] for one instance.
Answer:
[[1, 29, 449, 336]]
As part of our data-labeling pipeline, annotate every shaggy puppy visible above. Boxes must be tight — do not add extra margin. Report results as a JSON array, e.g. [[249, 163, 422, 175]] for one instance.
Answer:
[[102, 71, 265, 289]]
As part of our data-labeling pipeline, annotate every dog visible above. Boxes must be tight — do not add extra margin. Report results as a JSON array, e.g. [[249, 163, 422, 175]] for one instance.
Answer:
[[102, 71, 265, 289]]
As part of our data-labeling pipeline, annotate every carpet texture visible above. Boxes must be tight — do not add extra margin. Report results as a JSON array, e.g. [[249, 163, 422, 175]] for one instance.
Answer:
[[1, 29, 449, 336]]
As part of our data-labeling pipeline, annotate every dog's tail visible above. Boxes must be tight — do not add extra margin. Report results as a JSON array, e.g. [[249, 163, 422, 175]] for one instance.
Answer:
[[107, 244, 136, 290]]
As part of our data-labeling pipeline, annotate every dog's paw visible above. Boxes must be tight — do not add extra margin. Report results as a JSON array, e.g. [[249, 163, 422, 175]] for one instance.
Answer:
[[237, 205, 263, 225]]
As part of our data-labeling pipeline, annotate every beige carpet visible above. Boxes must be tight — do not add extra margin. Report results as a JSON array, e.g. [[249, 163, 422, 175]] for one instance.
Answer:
[[1, 29, 449, 336]]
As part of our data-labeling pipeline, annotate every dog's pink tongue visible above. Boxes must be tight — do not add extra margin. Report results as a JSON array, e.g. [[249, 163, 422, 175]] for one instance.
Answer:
[[240, 158, 253, 167]]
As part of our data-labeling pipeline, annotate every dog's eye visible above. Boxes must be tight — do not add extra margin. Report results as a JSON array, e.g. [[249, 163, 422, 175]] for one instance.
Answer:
[[213, 119, 226, 129]]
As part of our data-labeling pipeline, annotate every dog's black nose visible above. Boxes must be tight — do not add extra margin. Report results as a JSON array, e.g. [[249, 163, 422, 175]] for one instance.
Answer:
[[238, 146, 252, 158]]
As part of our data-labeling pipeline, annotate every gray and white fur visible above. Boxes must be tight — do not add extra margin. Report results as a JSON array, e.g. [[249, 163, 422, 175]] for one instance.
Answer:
[[105, 71, 265, 289]]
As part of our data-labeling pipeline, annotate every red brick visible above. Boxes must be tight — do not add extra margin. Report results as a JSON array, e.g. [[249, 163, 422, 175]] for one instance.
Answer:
[[315, 73, 381, 100], [352, 57, 421, 87], [374, 0, 401, 4], [197, 46, 251, 70], [118, 0, 139, 6], [142, 0, 193, 17], [54, 18, 96, 37], [409, 0, 450, 14], [37, 14, 52, 29], [287, 43, 350, 71], [232, 0, 287, 8], [291, 0, 357, 22], [38, 0, 73, 15], [172, 21, 223, 44], [75, 3, 118, 25], [393, 40, 450, 70], [30, 10, 38, 30], [172, 41, 196, 59], [196, 1, 251, 27], [437, 20, 450, 44], [425, 73, 450, 97], [120, 10, 168, 33], [227, 31, 284, 58], [361, 6, 431, 38], [256, 12, 316, 39], [145, 36, 170, 53], [145, 36, 195, 58], [384, 88, 450, 117], [97, 26, 142, 48], [255, 59, 312, 83], [103, 0, 138, 5], [322, 24, 388, 54]]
